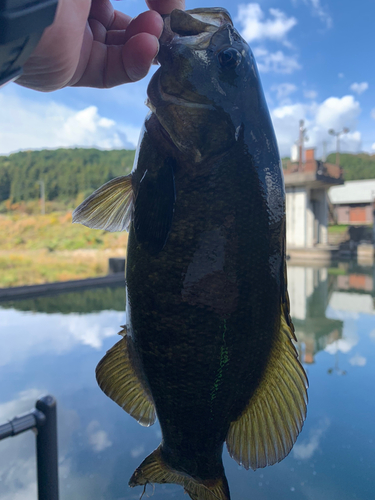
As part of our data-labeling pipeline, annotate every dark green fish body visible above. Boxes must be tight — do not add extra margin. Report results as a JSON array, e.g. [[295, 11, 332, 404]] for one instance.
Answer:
[[127, 116, 282, 469], [73, 8, 308, 500]]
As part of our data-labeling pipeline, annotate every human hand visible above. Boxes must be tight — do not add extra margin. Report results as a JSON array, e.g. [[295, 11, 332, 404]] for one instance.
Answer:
[[16, 0, 185, 92]]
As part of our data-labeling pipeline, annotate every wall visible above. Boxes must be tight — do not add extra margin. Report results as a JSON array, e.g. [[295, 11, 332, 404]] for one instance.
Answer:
[[286, 186, 329, 247], [286, 186, 306, 247], [336, 204, 373, 225], [311, 189, 328, 244]]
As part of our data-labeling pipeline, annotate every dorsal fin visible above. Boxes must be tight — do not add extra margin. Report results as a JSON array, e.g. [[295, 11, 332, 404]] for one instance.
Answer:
[[226, 301, 308, 470], [96, 334, 156, 427]]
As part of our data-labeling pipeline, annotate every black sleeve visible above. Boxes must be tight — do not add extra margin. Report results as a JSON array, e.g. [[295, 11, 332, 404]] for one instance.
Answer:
[[0, 0, 58, 87]]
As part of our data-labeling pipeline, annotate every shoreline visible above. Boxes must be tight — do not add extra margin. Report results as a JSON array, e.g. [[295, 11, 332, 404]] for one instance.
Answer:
[[0, 273, 125, 302]]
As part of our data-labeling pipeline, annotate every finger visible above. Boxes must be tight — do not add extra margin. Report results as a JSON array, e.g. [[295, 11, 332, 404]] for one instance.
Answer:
[[73, 32, 159, 88], [89, 0, 115, 28], [120, 10, 163, 45], [89, 0, 132, 30], [110, 10, 133, 30], [91, 10, 163, 46], [89, 18, 107, 43], [146, 0, 185, 15], [106, 30, 127, 46], [121, 33, 160, 83]]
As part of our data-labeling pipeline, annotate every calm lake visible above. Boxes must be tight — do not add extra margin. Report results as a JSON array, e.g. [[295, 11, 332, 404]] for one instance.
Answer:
[[0, 261, 374, 500]]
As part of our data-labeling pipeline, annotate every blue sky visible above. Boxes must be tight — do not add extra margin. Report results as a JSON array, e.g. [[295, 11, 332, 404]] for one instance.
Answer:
[[0, 0, 374, 158]]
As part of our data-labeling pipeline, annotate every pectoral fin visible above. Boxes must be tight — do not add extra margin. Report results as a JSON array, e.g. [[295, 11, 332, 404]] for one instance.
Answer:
[[226, 305, 308, 470], [96, 334, 156, 427], [72, 175, 133, 232]]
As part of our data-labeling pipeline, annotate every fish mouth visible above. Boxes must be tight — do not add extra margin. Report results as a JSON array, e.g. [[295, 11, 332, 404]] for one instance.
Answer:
[[148, 8, 233, 111], [156, 8, 233, 61], [146, 8, 236, 157], [146, 69, 213, 113]]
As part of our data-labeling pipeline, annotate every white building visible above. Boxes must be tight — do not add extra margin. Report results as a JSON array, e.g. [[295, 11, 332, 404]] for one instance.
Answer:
[[284, 149, 343, 249], [329, 179, 375, 225]]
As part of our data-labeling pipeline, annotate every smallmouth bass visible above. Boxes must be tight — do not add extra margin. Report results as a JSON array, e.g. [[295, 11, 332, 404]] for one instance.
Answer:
[[73, 8, 308, 500]]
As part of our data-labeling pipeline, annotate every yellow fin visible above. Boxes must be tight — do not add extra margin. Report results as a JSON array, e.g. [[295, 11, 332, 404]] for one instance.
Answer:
[[226, 305, 308, 470], [72, 175, 133, 232], [96, 336, 156, 427], [129, 446, 230, 500]]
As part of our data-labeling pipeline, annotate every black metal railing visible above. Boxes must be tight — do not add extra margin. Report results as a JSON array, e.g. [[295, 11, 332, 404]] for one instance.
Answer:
[[0, 395, 59, 500]]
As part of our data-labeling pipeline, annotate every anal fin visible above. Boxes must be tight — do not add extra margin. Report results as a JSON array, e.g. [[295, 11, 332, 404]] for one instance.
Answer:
[[226, 304, 308, 470], [96, 335, 156, 427], [129, 446, 230, 500]]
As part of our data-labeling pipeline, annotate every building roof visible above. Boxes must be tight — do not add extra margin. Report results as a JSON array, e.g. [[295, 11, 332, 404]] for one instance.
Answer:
[[329, 179, 375, 204]]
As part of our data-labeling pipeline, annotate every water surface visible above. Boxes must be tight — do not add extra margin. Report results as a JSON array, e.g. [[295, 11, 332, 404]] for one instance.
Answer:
[[0, 262, 374, 499]]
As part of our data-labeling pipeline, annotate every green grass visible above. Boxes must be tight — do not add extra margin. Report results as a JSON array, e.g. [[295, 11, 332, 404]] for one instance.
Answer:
[[327, 267, 347, 276], [0, 251, 113, 287], [0, 212, 127, 252], [0, 212, 127, 287], [328, 225, 349, 234]]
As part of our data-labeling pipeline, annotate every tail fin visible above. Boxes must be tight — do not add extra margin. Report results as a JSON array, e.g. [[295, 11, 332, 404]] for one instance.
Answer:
[[129, 446, 230, 500]]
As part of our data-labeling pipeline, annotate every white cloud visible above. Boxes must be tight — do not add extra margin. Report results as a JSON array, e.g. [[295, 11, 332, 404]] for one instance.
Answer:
[[293, 0, 332, 28], [87, 420, 112, 452], [0, 308, 124, 367], [0, 390, 57, 500], [338, 73, 344, 78], [270, 95, 361, 158], [0, 390, 103, 499], [0, 93, 139, 155], [254, 48, 301, 74], [324, 318, 359, 355], [272, 83, 298, 100], [293, 418, 330, 460], [328, 292, 374, 316], [350, 82, 369, 95], [0, 388, 45, 421], [308, 0, 332, 28], [237, 3, 297, 43], [315, 95, 360, 130], [372, 143, 375, 151], [349, 353, 367, 366], [325, 339, 355, 354], [271, 102, 307, 155], [130, 445, 146, 458], [304, 90, 317, 99], [335, 131, 361, 151]]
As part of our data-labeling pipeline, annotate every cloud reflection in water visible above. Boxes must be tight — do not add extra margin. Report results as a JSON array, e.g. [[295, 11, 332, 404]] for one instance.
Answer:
[[0, 310, 124, 367]]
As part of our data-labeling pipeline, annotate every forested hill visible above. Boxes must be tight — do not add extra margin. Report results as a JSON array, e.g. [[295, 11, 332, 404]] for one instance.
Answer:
[[0, 148, 135, 203], [326, 153, 375, 180], [1, 148, 375, 204]]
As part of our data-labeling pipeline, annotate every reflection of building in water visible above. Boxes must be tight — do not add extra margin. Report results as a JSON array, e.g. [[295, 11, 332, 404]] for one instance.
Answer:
[[329, 291, 375, 315], [337, 273, 373, 293], [332, 263, 375, 310], [287, 265, 343, 364]]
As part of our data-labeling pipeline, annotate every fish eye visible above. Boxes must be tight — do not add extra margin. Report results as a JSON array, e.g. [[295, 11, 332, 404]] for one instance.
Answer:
[[217, 48, 242, 69]]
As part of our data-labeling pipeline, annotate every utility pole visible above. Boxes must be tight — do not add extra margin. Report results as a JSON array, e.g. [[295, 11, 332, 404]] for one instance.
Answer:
[[328, 128, 349, 166], [322, 141, 327, 162], [298, 120, 308, 172], [37, 180, 45, 215]]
